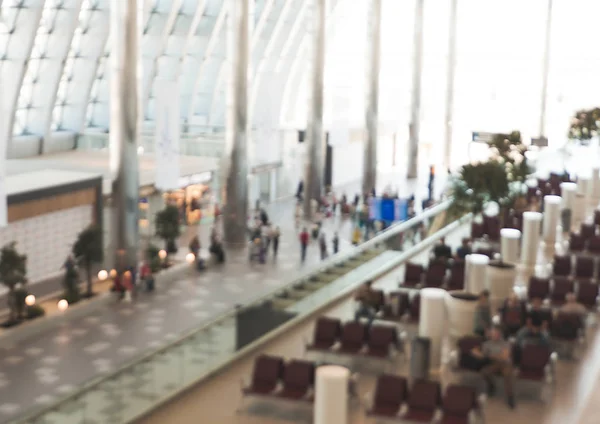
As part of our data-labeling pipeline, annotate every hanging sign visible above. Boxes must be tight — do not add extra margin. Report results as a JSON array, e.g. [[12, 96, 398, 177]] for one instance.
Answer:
[[155, 80, 181, 191]]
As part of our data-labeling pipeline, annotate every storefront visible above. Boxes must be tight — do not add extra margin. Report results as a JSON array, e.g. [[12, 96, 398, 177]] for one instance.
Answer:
[[163, 171, 214, 225], [250, 162, 282, 205]]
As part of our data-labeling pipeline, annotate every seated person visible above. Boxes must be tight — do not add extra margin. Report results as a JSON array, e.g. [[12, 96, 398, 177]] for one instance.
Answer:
[[471, 325, 516, 408], [433, 237, 453, 260], [559, 293, 587, 317], [354, 281, 379, 325], [473, 290, 492, 338], [456, 238, 472, 259], [499, 293, 526, 336], [516, 315, 550, 348], [527, 297, 551, 332]]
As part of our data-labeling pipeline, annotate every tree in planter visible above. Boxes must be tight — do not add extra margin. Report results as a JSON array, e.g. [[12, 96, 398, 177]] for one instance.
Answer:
[[568, 108, 600, 143], [0, 242, 27, 322], [62, 266, 81, 304], [145, 243, 162, 273], [72, 225, 104, 297], [155, 205, 181, 254]]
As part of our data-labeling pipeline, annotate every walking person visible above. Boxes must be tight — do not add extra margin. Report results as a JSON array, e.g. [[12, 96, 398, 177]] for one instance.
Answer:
[[271, 226, 281, 257], [332, 232, 339, 255], [319, 233, 328, 260], [299, 227, 309, 262]]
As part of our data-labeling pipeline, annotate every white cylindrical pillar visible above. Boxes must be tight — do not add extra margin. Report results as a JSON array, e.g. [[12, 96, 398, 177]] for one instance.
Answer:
[[561, 182, 577, 210], [500, 228, 521, 264], [578, 177, 591, 201], [419, 288, 447, 369], [591, 167, 600, 200], [543, 195, 561, 243], [487, 264, 517, 312], [465, 254, 489, 294], [445, 291, 478, 338], [573, 193, 586, 225], [314, 365, 349, 424], [521, 211, 543, 267]]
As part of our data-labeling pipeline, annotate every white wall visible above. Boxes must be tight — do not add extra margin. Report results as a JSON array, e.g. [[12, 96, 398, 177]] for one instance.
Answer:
[[0, 204, 93, 285]]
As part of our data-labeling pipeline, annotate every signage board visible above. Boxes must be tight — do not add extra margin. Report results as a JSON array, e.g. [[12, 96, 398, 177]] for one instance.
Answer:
[[531, 137, 548, 147], [471, 131, 496, 143], [178, 171, 212, 188]]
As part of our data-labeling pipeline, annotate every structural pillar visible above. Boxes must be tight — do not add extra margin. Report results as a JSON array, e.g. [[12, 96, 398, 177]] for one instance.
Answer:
[[314, 365, 349, 424], [303, 0, 327, 220], [419, 288, 447, 369], [591, 167, 600, 200], [543, 195, 561, 246], [539, 0, 553, 137], [110, 0, 141, 272], [465, 254, 489, 294], [407, 0, 424, 179], [561, 182, 577, 231], [521, 211, 543, 268], [487, 263, 517, 312], [222, 0, 250, 246], [443, 0, 458, 170], [362, 0, 382, 195], [500, 228, 521, 264]]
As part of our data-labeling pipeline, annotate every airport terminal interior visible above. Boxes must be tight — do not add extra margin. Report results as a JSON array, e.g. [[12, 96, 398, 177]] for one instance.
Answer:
[[2, 0, 600, 423]]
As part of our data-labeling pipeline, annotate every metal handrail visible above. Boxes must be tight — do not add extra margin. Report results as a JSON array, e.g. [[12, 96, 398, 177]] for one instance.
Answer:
[[15, 199, 452, 423]]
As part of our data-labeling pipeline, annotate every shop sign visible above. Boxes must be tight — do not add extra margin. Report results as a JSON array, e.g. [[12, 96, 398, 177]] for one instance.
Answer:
[[179, 172, 212, 187], [251, 161, 282, 174]]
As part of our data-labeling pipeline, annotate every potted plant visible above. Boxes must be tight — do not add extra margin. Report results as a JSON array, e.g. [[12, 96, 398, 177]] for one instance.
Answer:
[[146, 243, 162, 273], [62, 265, 81, 304], [0, 242, 27, 324], [155, 205, 181, 254], [568, 108, 600, 145], [72, 225, 104, 297]]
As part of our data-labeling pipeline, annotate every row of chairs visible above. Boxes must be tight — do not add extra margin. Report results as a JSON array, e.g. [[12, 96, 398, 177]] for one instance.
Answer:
[[305, 318, 403, 361], [367, 375, 483, 423], [552, 254, 600, 281], [240, 355, 320, 406], [471, 216, 502, 242], [400, 261, 465, 291], [449, 337, 557, 397], [569, 231, 600, 255], [528, 276, 598, 309]]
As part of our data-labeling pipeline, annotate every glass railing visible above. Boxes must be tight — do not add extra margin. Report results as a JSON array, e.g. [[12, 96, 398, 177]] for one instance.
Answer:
[[15, 200, 471, 424]]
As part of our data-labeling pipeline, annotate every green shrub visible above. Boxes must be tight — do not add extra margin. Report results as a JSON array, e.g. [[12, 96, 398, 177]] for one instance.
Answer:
[[26, 304, 45, 320]]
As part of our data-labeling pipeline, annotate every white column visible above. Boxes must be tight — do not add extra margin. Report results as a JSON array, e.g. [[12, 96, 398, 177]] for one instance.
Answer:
[[579, 176, 591, 203], [314, 365, 349, 424], [574, 193, 586, 225], [445, 293, 478, 338], [591, 167, 600, 200], [521, 211, 543, 267], [487, 264, 517, 312], [500, 228, 521, 264], [419, 288, 447, 369], [561, 182, 577, 210], [465, 254, 489, 294], [543, 195, 561, 244]]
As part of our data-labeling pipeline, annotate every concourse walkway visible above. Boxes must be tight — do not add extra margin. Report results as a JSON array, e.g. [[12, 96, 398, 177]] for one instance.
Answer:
[[0, 173, 434, 423]]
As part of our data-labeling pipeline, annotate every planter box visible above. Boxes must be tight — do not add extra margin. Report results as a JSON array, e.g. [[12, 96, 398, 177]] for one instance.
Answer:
[[445, 291, 478, 338]]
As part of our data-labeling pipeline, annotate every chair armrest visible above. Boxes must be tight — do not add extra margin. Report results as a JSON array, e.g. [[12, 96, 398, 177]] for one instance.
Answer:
[[363, 391, 373, 410], [446, 349, 459, 368], [477, 393, 487, 409], [492, 315, 501, 325]]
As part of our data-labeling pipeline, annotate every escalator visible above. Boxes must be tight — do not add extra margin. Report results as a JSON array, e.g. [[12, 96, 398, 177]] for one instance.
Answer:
[[271, 247, 385, 311]]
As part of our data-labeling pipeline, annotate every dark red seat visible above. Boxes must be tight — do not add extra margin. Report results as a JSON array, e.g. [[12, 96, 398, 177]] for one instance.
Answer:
[[552, 255, 572, 277], [551, 277, 574, 306], [307, 317, 341, 351], [577, 281, 598, 309], [440, 385, 477, 424], [366, 325, 398, 358], [569, 233, 586, 253], [581, 223, 596, 240], [551, 312, 584, 341], [243, 355, 284, 396], [424, 263, 447, 288], [367, 374, 408, 418], [456, 336, 484, 371], [447, 266, 465, 291], [575, 256, 594, 280], [338, 322, 366, 354], [371, 289, 386, 311], [537, 178, 547, 190], [404, 380, 441, 422], [528, 277, 550, 300], [588, 236, 600, 254], [400, 263, 424, 288], [483, 215, 501, 241], [594, 210, 600, 227], [526, 186, 539, 203], [278, 360, 314, 400], [474, 248, 495, 259], [408, 293, 420, 322], [518, 344, 552, 381], [471, 222, 484, 239]]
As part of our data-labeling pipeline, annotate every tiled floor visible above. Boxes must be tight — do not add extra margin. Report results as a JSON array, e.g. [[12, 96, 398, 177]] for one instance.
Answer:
[[138, 220, 600, 424], [0, 173, 438, 424]]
